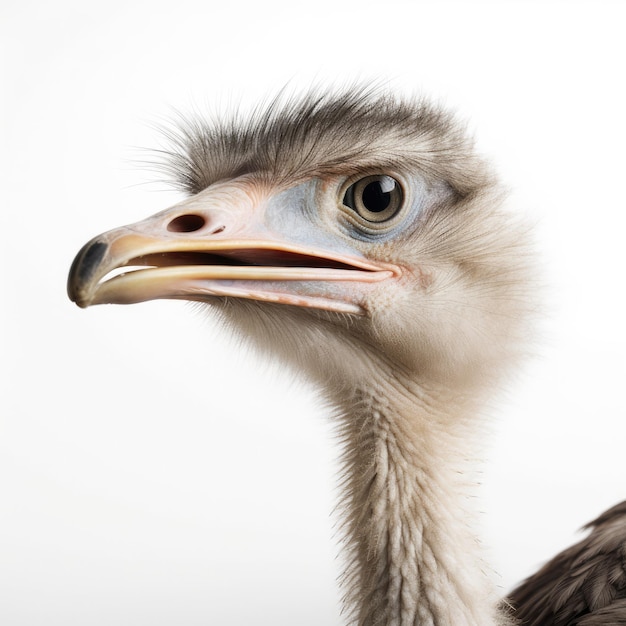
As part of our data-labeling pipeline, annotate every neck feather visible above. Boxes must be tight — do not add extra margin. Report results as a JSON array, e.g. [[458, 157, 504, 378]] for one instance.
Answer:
[[331, 374, 510, 626]]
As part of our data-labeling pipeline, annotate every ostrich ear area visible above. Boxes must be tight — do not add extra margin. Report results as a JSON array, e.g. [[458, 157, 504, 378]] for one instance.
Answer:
[[67, 196, 400, 314]]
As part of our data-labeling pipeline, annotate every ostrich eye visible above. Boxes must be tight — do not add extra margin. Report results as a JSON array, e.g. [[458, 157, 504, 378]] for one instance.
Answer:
[[342, 175, 404, 223]]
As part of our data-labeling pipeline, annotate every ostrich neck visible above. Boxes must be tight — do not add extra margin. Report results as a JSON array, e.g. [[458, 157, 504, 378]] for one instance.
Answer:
[[332, 374, 505, 626]]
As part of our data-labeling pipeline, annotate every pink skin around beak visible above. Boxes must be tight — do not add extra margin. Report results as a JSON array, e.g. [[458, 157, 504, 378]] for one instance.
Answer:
[[68, 179, 399, 315]]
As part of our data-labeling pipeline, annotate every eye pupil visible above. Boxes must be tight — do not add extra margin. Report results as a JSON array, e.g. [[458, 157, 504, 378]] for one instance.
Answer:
[[341, 174, 403, 224], [362, 180, 392, 213]]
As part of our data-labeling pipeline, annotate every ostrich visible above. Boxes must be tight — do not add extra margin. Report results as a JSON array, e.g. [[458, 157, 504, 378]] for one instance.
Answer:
[[68, 89, 626, 625]]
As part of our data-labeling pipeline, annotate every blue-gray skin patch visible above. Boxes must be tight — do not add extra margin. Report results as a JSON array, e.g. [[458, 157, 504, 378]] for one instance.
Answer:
[[263, 176, 441, 251]]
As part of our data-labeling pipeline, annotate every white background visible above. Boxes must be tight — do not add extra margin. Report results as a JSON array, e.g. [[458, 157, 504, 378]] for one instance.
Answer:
[[2, 1, 626, 624]]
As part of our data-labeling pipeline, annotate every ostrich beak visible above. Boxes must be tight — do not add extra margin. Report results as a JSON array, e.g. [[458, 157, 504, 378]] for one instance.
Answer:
[[68, 181, 398, 315]]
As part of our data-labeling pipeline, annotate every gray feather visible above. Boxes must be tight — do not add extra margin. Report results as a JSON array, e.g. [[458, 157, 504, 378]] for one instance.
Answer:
[[508, 501, 626, 625], [155, 86, 488, 198]]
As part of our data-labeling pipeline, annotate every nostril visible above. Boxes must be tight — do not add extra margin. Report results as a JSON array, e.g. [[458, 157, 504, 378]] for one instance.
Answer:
[[167, 214, 206, 233]]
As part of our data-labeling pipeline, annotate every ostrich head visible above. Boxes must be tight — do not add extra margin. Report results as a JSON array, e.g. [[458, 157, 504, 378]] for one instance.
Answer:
[[69, 89, 529, 393], [68, 88, 531, 625]]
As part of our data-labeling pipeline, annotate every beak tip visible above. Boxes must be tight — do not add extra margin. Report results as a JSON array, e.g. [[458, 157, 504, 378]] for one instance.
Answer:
[[67, 239, 109, 307], [66, 282, 91, 308]]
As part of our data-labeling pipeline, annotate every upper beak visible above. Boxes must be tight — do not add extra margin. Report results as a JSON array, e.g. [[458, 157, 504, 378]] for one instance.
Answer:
[[67, 182, 398, 315]]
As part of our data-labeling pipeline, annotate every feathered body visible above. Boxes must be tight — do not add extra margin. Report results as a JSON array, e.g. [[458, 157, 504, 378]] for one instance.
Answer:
[[68, 88, 625, 625], [509, 502, 626, 625]]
